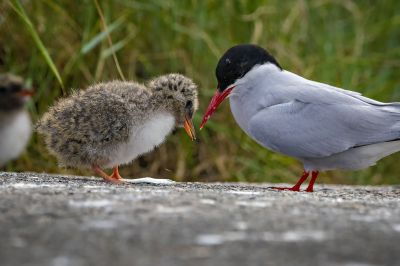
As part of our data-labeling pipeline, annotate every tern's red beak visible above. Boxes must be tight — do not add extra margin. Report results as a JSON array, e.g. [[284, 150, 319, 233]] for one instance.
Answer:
[[200, 86, 235, 129]]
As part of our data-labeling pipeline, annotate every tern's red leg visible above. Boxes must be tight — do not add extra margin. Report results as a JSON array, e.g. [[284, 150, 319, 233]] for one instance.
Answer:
[[305, 171, 319, 192], [92, 165, 122, 184], [269, 171, 310, 192]]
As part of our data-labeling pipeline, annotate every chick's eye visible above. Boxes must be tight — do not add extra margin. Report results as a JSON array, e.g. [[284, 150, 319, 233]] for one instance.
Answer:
[[185, 100, 193, 109], [185, 100, 193, 118], [9, 83, 22, 92]]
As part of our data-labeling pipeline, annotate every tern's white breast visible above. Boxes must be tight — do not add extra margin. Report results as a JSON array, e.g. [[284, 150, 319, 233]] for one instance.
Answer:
[[229, 88, 262, 137], [105, 112, 175, 168], [0, 111, 32, 166], [229, 95, 251, 135]]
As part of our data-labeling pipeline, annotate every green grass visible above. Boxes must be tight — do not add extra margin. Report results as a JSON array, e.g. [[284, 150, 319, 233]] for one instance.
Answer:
[[1, 0, 399, 184], [8, 0, 64, 92]]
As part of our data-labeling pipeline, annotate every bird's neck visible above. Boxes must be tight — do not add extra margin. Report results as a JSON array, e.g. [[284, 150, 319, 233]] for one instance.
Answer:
[[0, 109, 26, 130], [135, 94, 175, 129], [0, 98, 25, 113], [228, 65, 282, 132], [148, 92, 175, 114]]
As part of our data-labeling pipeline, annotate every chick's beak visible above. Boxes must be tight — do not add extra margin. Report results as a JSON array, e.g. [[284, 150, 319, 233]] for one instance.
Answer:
[[184, 115, 196, 141], [200, 86, 235, 129], [17, 89, 34, 97]]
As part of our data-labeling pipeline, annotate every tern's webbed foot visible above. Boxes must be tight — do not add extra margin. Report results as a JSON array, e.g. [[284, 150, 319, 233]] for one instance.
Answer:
[[268, 186, 301, 192], [269, 170, 319, 193]]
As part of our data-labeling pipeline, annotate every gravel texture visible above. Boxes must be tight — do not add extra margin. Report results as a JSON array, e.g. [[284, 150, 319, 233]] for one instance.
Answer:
[[0, 172, 399, 266]]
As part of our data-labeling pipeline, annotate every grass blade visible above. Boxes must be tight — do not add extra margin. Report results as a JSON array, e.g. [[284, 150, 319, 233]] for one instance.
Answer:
[[81, 17, 125, 55], [93, 0, 126, 81], [100, 30, 136, 59], [9, 0, 65, 93]]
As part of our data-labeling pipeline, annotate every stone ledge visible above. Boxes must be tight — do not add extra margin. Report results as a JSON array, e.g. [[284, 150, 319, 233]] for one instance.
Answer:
[[0, 172, 399, 266]]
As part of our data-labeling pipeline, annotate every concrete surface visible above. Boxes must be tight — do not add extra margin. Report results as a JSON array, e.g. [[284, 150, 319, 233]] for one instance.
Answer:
[[0, 172, 399, 266]]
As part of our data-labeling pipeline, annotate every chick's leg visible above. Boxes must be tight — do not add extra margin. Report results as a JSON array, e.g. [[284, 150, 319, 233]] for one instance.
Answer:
[[110, 166, 123, 180], [92, 165, 122, 184]]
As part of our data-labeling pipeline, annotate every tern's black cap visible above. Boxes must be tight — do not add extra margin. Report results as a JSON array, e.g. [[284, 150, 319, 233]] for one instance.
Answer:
[[215, 44, 282, 91]]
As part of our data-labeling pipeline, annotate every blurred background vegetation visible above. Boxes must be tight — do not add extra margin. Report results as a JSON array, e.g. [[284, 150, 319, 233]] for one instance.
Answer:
[[1, 0, 399, 184]]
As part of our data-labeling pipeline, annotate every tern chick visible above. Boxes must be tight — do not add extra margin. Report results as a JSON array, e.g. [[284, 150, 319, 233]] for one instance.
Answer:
[[0, 73, 32, 167], [201, 44, 400, 192], [37, 74, 198, 182]]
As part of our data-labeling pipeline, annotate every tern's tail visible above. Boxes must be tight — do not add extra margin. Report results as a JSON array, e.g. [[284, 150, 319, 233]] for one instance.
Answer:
[[343, 140, 400, 170], [304, 140, 400, 171]]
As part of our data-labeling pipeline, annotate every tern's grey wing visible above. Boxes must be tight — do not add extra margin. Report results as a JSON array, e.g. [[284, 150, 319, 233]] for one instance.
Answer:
[[248, 100, 400, 159], [253, 67, 400, 110], [304, 79, 400, 111]]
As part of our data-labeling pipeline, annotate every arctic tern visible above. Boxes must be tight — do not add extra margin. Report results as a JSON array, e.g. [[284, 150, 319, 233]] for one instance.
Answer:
[[200, 44, 400, 192]]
